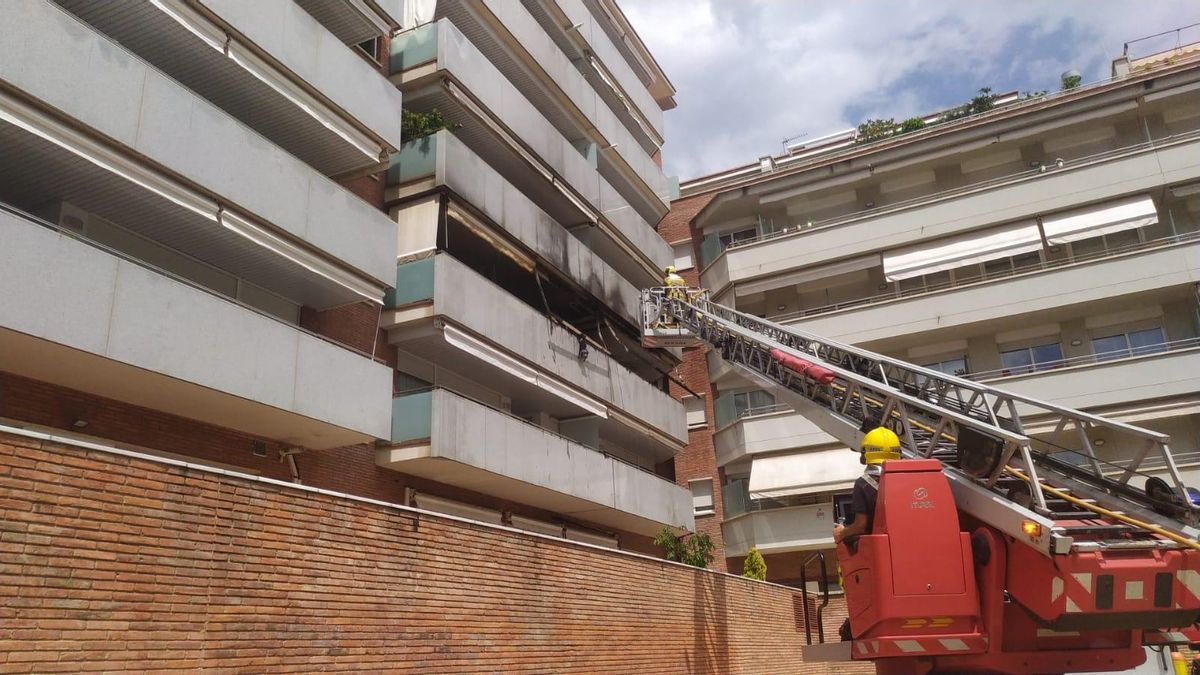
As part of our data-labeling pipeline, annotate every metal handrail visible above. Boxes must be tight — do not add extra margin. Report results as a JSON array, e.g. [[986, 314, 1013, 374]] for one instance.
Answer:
[[1125, 23, 1200, 58], [800, 550, 831, 645], [768, 231, 1200, 324], [734, 402, 792, 420], [726, 129, 1200, 253], [965, 337, 1200, 382]]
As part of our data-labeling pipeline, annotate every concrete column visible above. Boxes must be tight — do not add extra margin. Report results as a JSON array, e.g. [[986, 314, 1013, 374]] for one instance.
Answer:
[[967, 336, 1001, 373], [1059, 318, 1090, 359]]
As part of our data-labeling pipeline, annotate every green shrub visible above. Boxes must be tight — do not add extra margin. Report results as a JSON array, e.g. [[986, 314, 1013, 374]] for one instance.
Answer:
[[966, 87, 995, 115], [402, 108, 452, 141], [900, 117, 927, 133], [654, 527, 716, 569], [854, 118, 898, 144], [742, 547, 767, 581]]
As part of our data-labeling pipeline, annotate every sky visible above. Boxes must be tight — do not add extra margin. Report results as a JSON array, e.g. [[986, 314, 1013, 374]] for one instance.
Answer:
[[620, 1, 1200, 181]]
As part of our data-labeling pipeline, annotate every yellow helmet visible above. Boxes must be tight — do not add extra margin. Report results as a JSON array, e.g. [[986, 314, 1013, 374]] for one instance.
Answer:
[[665, 265, 676, 275], [862, 426, 901, 465]]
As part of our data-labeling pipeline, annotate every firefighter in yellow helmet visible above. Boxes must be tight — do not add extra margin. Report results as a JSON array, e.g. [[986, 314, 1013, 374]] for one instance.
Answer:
[[833, 426, 901, 545], [664, 265, 687, 301], [835, 426, 902, 641]]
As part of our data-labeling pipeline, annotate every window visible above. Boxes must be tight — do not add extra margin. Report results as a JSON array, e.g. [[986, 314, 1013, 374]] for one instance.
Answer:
[[691, 479, 714, 516], [394, 371, 433, 395], [921, 357, 968, 377], [733, 390, 777, 418], [683, 395, 707, 428], [1000, 342, 1064, 376], [718, 227, 758, 249], [1091, 327, 1166, 361], [671, 242, 694, 271], [355, 37, 381, 62]]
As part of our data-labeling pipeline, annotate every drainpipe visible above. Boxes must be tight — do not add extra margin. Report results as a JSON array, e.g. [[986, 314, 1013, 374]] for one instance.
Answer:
[[280, 447, 304, 483]]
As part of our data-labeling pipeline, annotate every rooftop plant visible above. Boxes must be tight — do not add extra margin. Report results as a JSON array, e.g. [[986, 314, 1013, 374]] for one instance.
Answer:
[[853, 87, 996, 145]]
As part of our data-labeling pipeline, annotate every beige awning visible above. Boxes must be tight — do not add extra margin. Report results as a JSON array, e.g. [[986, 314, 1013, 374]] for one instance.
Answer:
[[1041, 195, 1158, 245], [736, 253, 880, 297], [748, 448, 861, 500], [883, 220, 1042, 281]]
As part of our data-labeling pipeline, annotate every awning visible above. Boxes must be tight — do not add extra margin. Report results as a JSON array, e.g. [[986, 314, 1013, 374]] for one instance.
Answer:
[[748, 448, 862, 500], [883, 220, 1041, 281], [1040, 195, 1158, 245], [736, 253, 880, 297]]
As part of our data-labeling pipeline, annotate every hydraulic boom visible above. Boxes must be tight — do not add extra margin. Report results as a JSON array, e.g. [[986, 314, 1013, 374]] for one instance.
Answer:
[[643, 287, 1200, 674]]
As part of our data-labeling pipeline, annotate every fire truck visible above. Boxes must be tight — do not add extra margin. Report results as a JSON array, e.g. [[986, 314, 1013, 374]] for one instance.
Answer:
[[642, 287, 1200, 675]]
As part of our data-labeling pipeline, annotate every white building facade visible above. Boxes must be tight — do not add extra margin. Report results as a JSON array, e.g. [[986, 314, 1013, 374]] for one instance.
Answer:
[[686, 44, 1200, 563]]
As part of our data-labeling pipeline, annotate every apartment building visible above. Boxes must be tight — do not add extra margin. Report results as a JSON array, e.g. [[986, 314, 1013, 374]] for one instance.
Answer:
[[0, 0, 689, 555], [667, 38, 1200, 585], [379, 0, 692, 550], [0, 1, 402, 474]]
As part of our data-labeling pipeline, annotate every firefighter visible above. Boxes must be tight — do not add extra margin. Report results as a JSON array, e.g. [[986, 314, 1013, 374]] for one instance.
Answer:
[[835, 425, 902, 641], [833, 426, 902, 545], [664, 265, 687, 300]]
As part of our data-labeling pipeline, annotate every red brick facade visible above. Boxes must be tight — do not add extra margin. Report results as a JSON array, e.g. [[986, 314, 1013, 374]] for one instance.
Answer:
[[658, 193, 729, 569], [0, 430, 818, 673], [0, 373, 655, 556]]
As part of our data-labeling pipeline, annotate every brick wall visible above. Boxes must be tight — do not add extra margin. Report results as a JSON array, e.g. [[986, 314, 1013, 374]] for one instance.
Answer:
[[0, 430, 821, 673], [0, 373, 653, 556], [297, 301, 387, 359]]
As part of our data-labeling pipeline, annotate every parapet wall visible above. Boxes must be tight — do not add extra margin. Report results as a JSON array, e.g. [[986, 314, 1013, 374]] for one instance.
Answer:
[[0, 428, 812, 673]]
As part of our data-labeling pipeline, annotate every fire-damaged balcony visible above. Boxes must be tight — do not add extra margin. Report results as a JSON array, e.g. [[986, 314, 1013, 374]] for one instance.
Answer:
[[388, 18, 671, 288], [0, 1, 396, 308], [386, 130, 642, 325], [50, 0, 404, 176], [0, 204, 392, 448], [378, 387, 694, 536], [382, 253, 687, 460]]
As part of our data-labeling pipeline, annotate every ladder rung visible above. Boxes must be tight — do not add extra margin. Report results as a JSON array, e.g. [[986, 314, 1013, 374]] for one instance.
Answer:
[[1047, 511, 1105, 519], [1059, 524, 1139, 535]]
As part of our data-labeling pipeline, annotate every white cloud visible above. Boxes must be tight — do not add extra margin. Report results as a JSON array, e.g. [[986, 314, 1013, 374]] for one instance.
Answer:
[[622, 0, 1198, 179]]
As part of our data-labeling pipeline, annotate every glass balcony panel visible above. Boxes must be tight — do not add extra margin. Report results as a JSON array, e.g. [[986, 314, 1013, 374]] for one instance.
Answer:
[[391, 389, 434, 444]]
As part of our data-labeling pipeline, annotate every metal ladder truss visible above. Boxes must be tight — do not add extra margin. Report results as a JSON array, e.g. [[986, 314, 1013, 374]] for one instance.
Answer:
[[643, 288, 1200, 556]]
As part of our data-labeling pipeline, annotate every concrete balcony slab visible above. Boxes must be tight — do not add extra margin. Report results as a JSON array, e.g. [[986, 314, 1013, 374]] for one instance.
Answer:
[[379, 387, 694, 535], [0, 206, 393, 448]]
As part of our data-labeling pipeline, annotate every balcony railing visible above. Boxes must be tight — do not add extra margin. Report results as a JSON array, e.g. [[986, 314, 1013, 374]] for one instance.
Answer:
[[717, 128, 1200, 256], [768, 230, 1200, 323], [964, 336, 1200, 382], [722, 477, 839, 519], [3, 201, 384, 364], [390, 388, 671, 483]]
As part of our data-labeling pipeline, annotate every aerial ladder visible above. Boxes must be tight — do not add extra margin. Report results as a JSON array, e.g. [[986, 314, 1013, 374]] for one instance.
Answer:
[[642, 287, 1200, 675]]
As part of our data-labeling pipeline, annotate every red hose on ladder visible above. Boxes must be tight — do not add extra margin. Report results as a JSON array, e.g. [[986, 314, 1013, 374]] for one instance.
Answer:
[[768, 348, 836, 385]]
